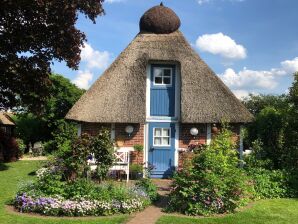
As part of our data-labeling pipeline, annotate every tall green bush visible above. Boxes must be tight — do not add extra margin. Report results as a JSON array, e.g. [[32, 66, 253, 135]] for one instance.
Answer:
[[92, 129, 115, 181], [53, 129, 115, 182], [168, 127, 253, 216], [244, 139, 297, 198]]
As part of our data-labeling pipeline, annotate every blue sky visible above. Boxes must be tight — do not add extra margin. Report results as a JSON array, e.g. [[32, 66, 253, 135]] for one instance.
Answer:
[[52, 0, 298, 98]]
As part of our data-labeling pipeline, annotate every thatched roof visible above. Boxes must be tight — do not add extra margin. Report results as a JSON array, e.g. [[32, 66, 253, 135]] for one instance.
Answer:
[[66, 29, 253, 123], [140, 3, 181, 34], [0, 112, 15, 126]]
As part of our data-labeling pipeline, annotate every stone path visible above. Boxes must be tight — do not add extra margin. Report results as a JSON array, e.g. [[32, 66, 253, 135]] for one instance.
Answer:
[[19, 156, 47, 160], [126, 179, 171, 224]]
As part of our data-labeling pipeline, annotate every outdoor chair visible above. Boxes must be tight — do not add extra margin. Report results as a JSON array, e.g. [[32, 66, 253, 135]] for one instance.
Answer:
[[87, 148, 130, 182]]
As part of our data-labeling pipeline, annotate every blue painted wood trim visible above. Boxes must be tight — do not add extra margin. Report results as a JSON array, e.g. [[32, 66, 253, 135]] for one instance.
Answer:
[[150, 64, 176, 117], [148, 122, 175, 178]]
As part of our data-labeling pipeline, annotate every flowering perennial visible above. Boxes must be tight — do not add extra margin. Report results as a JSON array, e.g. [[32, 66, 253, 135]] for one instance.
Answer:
[[15, 193, 149, 216]]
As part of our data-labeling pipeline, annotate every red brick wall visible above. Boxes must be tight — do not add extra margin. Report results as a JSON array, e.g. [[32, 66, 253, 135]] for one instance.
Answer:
[[179, 123, 207, 148], [114, 123, 144, 147], [178, 123, 241, 169], [81, 123, 111, 136], [211, 124, 241, 146], [81, 122, 144, 165], [81, 122, 240, 167]]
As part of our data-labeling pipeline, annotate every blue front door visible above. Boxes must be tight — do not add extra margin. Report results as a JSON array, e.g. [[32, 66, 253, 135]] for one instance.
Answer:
[[148, 122, 175, 178], [150, 65, 176, 117]]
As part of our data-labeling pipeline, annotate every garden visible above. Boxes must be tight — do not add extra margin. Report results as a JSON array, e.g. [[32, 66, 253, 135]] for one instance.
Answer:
[[0, 73, 297, 224], [161, 74, 298, 217], [11, 129, 157, 217]]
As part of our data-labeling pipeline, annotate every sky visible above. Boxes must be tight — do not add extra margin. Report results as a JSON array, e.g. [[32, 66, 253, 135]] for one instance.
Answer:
[[52, 0, 298, 99]]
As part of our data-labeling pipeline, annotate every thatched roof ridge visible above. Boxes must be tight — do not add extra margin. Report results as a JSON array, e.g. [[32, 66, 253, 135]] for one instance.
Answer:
[[140, 3, 181, 34], [66, 31, 253, 123], [0, 112, 15, 126]]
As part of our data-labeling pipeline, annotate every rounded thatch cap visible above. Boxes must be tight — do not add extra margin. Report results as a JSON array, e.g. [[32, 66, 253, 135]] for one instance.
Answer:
[[139, 3, 181, 34]]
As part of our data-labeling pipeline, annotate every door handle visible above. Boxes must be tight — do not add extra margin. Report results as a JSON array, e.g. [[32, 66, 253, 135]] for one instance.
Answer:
[[150, 147, 154, 151]]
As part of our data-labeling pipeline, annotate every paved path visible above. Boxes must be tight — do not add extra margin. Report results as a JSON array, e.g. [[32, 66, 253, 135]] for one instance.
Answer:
[[19, 156, 47, 160], [126, 180, 171, 224], [126, 204, 164, 224]]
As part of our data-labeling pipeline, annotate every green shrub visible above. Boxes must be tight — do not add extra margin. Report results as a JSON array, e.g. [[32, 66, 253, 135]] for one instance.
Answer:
[[52, 128, 115, 182], [16, 138, 26, 157], [244, 139, 297, 198], [43, 119, 78, 154], [130, 164, 143, 173], [133, 144, 143, 152], [167, 127, 254, 216], [130, 164, 143, 179], [244, 139, 273, 169], [92, 129, 115, 181], [15, 179, 151, 216], [246, 168, 296, 199], [135, 178, 158, 201]]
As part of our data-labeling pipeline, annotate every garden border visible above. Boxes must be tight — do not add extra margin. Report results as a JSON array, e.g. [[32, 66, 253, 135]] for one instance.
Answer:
[[5, 205, 128, 220]]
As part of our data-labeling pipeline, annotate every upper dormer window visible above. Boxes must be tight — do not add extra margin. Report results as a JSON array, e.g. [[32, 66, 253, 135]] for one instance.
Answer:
[[153, 67, 172, 86]]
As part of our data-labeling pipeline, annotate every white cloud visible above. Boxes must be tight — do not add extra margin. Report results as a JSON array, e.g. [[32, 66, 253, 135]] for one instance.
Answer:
[[218, 56, 298, 98], [72, 70, 93, 89], [197, 0, 245, 5], [220, 68, 278, 90], [197, 0, 211, 5], [281, 57, 298, 74], [232, 90, 250, 99], [80, 43, 110, 70], [105, 0, 125, 3], [196, 33, 247, 60]]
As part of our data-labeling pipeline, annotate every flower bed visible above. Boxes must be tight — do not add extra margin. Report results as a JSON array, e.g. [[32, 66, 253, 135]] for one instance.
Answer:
[[15, 193, 148, 216], [12, 131, 157, 217], [13, 167, 154, 216]]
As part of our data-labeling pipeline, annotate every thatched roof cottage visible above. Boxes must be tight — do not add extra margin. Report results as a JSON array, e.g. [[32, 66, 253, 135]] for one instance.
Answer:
[[66, 3, 253, 178], [0, 112, 15, 136]]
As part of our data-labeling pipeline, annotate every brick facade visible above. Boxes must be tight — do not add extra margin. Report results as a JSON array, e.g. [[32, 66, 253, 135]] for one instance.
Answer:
[[178, 124, 241, 169], [81, 123, 111, 136], [114, 123, 144, 147], [81, 122, 144, 165], [114, 123, 144, 164], [179, 123, 207, 148], [81, 122, 241, 168]]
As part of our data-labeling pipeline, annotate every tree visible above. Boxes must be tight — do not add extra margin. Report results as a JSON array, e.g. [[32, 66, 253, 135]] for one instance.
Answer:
[[13, 113, 47, 153], [0, 0, 104, 111], [44, 74, 85, 128], [43, 74, 84, 152], [13, 74, 84, 153], [283, 72, 298, 170], [242, 94, 288, 115], [248, 107, 284, 169]]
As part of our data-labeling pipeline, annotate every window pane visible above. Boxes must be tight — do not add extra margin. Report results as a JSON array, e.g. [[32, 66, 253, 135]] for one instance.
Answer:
[[163, 77, 171, 84], [154, 128, 161, 137], [162, 128, 170, 137], [154, 68, 163, 77], [163, 69, 171, 77], [154, 137, 161, 145], [154, 77, 162, 84], [162, 137, 170, 145]]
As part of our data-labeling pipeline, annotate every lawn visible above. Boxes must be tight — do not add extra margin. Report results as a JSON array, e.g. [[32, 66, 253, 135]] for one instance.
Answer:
[[1, 161, 298, 224], [0, 160, 128, 224], [157, 199, 298, 224]]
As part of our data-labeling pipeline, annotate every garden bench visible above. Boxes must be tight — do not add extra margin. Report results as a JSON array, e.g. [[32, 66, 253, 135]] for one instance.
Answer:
[[87, 148, 130, 182]]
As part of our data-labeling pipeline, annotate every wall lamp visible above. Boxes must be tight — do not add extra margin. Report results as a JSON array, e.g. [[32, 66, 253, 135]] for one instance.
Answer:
[[125, 125, 134, 136]]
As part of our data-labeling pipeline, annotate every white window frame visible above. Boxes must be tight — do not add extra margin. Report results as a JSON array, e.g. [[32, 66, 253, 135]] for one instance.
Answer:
[[153, 67, 172, 86], [153, 127, 171, 147]]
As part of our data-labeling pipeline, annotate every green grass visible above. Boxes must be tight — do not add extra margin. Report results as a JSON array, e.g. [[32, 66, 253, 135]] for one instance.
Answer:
[[157, 199, 298, 224], [0, 160, 128, 224]]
